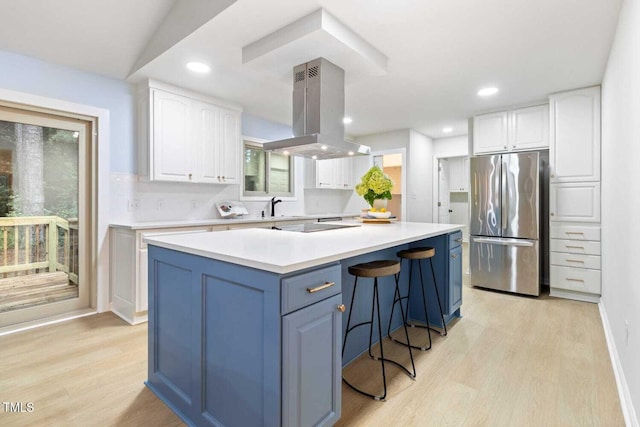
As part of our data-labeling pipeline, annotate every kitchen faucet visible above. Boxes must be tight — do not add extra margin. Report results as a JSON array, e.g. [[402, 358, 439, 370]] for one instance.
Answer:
[[270, 196, 282, 217]]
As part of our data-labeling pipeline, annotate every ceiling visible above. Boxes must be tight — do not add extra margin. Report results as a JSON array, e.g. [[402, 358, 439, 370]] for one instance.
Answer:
[[0, 0, 622, 139]]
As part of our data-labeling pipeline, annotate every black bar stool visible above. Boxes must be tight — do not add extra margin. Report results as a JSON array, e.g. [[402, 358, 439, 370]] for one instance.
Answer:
[[388, 247, 447, 352], [342, 260, 416, 401]]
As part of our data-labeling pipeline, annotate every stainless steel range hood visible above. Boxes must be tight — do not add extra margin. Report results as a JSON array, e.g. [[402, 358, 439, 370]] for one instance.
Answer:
[[263, 58, 371, 159]]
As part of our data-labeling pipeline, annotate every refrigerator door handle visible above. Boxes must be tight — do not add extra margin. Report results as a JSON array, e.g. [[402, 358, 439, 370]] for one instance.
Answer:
[[501, 161, 508, 230], [473, 237, 534, 247]]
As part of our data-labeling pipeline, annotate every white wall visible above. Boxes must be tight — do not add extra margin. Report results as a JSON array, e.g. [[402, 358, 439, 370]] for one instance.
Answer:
[[433, 134, 469, 158], [601, 0, 640, 424], [408, 130, 434, 222], [0, 50, 135, 172]]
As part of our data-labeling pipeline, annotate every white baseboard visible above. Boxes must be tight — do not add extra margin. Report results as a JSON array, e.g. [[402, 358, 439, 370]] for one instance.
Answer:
[[599, 301, 639, 427]]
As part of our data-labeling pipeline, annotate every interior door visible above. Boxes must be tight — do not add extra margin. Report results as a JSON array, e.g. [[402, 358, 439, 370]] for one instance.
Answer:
[[438, 159, 451, 223]]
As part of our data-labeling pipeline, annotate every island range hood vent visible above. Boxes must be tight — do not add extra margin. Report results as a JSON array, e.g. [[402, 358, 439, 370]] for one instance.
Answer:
[[262, 58, 371, 160]]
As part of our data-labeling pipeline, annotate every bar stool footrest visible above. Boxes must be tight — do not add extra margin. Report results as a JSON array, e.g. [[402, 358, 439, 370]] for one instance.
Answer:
[[342, 377, 386, 401]]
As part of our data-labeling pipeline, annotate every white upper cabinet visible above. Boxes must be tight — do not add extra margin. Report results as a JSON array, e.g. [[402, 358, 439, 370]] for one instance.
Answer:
[[305, 157, 354, 189], [152, 90, 193, 182], [218, 108, 241, 184], [509, 105, 549, 151], [449, 157, 469, 192], [549, 86, 601, 183], [139, 80, 242, 183], [473, 105, 549, 155], [473, 111, 509, 154]]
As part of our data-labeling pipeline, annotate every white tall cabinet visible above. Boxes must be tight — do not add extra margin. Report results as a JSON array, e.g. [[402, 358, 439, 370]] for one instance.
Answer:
[[548, 86, 602, 302], [138, 80, 241, 183]]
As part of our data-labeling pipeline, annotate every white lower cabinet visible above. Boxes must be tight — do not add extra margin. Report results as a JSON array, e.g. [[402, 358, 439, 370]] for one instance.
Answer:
[[110, 225, 226, 324], [549, 224, 601, 302], [110, 219, 320, 324]]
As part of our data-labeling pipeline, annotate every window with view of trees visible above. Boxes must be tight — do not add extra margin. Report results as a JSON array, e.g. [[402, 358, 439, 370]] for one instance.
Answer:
[[243, 138, 294, 197]]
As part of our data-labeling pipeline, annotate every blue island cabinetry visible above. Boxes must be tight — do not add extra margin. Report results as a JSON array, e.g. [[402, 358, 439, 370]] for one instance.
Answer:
[[145, 226, 462, 427]]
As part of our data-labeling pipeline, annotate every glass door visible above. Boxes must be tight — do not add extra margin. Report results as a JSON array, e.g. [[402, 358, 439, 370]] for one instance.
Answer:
[[0, 105, 91, 328]]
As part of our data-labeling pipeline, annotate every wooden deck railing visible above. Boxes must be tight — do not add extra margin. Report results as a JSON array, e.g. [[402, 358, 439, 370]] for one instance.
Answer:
[[0, 216, 79, 284]]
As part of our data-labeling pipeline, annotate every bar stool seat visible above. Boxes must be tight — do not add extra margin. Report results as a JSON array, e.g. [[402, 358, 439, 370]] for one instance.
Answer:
[[388, 246, 447, 352], [342, 259, 416, 401], [396, 247, 435, 260], [348, 260, 400, 277]]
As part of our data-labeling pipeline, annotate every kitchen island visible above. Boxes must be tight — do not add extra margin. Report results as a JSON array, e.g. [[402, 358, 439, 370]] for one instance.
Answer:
[[144, 221, 463, 427]]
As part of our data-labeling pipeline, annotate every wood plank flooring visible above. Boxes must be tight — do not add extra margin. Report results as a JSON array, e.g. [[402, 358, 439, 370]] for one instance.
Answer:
[[0, 272, 77, 313], [0, 247, 625, 426]]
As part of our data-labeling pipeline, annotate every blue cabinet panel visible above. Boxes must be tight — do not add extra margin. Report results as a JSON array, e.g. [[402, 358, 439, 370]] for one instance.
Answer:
[[282, 294, 342, 427], [449, 245, 463, 313], [202, 274, 268, 426]]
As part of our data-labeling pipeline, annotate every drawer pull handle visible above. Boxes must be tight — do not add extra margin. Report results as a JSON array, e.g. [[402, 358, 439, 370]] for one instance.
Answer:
[[566, 278, 585, 283], [566, 259, 585, 263], [451, 254, 457, 259], [565, 231, 585, 235], [565, 245, 584, 249], [307, 281, 335, 293], [337, 304, 346, 312], [454, 238, 463, 243]]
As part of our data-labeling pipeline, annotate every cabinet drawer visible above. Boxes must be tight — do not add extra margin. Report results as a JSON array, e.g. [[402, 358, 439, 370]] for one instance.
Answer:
[[449, 230, 463, 249], [281, 264, 342, 315], [550, 252, 601, 270], [550, 225, 600, 241], [550, 239, 601, 255], [550, 265, 601, 294]]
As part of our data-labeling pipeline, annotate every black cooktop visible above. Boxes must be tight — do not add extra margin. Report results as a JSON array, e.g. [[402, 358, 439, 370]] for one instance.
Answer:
[[272, 223, 360, 233]]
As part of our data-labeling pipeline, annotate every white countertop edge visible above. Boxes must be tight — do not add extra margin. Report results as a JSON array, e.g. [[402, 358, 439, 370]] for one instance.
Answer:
[[110, 213, 359, 230], [145, 223, 463, 274]]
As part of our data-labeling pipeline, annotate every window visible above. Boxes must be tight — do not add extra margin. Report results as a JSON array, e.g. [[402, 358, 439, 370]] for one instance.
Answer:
[[243, 137, 294, 197]]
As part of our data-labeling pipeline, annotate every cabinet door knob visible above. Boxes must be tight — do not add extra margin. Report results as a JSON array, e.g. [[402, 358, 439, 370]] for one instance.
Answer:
[[451, 254, 457, 259], [188, 173, 192, 179], [337, 304, 346, 313], [550, 213, 555, 216], [222, 176, 225, 181]]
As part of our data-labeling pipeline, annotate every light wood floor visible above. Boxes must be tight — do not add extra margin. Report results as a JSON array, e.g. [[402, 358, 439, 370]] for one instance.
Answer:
[[0, 260, 624, 426]]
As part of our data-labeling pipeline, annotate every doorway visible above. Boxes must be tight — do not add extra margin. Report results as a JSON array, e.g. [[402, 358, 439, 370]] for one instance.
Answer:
[[372, 150, 406, 220], [0, 105, 92, 328], [433, 156, 470, 240]]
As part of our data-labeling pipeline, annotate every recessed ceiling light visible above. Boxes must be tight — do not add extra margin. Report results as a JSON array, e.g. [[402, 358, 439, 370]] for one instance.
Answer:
[[442, 127, 453, 133], [343, 117, 353, 124], [478, 87, 499, 97], [283, 150, 289, 155], [312, 155, 318, 160], [321, 145, 328, 150], [186, 61, 211, 73], [348, 151, 354, 156]]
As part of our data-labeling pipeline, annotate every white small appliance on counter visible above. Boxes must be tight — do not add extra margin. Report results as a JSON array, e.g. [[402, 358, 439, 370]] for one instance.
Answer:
[[215, 201, 249, 218]]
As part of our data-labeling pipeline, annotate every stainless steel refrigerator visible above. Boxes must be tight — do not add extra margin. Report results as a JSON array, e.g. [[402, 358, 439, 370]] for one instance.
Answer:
[[469, 152, 541, 296]]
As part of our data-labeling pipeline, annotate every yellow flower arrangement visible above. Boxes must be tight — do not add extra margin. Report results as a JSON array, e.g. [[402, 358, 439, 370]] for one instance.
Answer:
[[355, 165, 394, 207]]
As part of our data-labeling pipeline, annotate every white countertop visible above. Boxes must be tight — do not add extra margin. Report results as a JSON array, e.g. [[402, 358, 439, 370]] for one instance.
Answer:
[[144, 221, 463, 274], [110, 213, 358, 230]]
